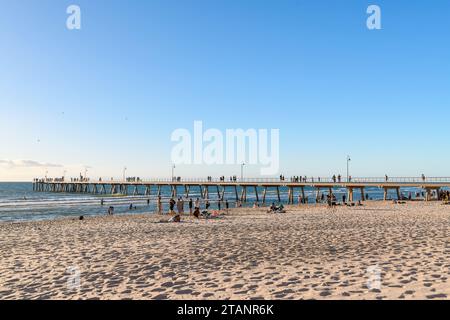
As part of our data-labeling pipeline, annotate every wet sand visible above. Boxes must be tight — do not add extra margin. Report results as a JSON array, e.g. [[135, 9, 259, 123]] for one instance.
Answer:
[[1, 201, 450, 300]]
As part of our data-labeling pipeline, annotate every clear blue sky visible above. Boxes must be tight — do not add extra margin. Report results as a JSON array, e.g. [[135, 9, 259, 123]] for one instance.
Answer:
[[1, 0, 449, 181]]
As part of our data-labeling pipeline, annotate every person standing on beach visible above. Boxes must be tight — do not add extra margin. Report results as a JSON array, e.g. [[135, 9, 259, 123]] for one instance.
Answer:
[[147, 198, 150, 206], [225, 200, 229, 213], [195, 197, 200, 210], [218, 200, 221, 211], [180, 198, 185, 214], [169, 198, 175, 214], [189, 198, 193, 215], [176, 198, 183, 214], [157, 196, 162, 214], [206, 200, 210, 211]]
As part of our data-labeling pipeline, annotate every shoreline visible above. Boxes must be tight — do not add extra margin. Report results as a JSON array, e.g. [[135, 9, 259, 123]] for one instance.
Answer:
[[1, 201, 450, 300]]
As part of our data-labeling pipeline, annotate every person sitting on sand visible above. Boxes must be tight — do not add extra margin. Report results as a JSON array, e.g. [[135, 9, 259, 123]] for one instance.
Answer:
[[193, 207, 200, 218], [269, 202, 276, 212]]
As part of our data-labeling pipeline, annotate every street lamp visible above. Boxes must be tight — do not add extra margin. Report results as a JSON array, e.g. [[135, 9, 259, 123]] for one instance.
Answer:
[[123, 166, 127, 181], [171, 164, 176, 181], [63, 170, 67, 181], [346, 155, 351, 182], [240, 162, 245, 181]]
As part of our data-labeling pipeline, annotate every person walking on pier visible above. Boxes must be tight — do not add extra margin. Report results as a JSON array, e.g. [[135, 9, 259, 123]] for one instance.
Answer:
[[385, 174, 389, 182]]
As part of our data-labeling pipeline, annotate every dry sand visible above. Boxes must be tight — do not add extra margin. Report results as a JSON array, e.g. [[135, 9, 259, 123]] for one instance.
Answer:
[[1, 201, 450, 300]]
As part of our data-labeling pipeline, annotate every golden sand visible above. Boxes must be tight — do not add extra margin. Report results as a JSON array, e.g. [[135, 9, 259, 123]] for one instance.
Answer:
[[1, 201, 449, 300]]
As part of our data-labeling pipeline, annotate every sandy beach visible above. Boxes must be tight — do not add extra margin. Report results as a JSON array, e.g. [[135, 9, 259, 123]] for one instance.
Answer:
[[1, 201, 450, 300]]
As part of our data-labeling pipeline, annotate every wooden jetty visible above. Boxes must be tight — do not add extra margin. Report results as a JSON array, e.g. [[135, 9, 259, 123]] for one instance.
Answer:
[[33, 177, 450, 203]]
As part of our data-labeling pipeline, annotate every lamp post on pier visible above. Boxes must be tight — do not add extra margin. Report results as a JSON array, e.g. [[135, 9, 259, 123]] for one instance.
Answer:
[[346, 155, 351, 182], [123, 166, 127, 182], [171, 164, 176, 181], [240, 162, 245, 182]]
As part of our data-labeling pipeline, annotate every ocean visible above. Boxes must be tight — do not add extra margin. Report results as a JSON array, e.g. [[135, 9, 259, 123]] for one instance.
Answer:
[[0, 182, 432, 223]]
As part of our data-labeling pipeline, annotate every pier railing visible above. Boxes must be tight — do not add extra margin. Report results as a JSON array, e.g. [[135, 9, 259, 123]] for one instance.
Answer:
[[35, 177, 450, 184]]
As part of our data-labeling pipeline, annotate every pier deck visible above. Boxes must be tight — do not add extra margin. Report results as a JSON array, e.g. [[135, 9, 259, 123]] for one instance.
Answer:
[[33, 177, 450, 203]]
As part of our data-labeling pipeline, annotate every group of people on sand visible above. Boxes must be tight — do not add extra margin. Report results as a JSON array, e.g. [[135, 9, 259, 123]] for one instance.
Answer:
[[159, 196, 232, 222], [268, 202, 285, 213]]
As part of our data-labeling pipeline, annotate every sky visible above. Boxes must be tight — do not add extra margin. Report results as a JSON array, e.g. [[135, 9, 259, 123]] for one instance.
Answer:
[[0, 0, 449, 181]]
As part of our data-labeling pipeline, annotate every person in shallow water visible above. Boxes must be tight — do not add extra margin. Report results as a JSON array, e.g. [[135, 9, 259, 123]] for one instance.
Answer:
[[107, 206, 114, 215]]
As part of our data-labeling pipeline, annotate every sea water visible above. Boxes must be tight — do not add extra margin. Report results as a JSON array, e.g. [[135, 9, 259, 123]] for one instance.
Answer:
[[0, 182, 428, 222]]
